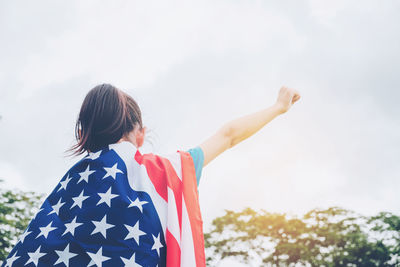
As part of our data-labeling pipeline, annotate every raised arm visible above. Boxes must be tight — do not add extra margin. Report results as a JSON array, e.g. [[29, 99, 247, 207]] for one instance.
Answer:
[[199, 86, 301, 167]]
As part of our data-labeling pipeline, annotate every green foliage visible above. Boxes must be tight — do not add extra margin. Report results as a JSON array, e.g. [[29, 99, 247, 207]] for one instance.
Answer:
[[1, 180, 399, 267], [205, 207, 400, 266], [0, 181, 44, 262]]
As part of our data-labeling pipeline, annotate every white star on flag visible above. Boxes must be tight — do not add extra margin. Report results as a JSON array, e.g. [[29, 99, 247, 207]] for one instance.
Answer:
[[77, 165, 96, 184], [127, 196, 148, 213], [57, 174, 72, 192], [120, 253, 142, 267], [71, 189, 90, 209], [48, 198, 65, 216], [96, 187, 118, 207], [36, 221, 57, 239], [87, 247, 111, 267], [5, 250, 20, 267], [87, 150, 102, 160], [151, 233, 163, 256], [26, 245, 46, 266], [62, 216, 83, 237], [18, 229, 32, 244], [55, 244, 78, 267], [124, 221, 146, 245], [91, 215, 115, 239], [103, 163, 123, 180]]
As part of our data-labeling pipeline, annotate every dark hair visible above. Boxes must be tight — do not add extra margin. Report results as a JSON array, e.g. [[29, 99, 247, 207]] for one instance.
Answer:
[[67, 83, 143, 156]]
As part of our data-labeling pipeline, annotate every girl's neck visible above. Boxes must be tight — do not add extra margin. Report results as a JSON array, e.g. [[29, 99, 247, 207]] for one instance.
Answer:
[[117, 134, 139, 148]]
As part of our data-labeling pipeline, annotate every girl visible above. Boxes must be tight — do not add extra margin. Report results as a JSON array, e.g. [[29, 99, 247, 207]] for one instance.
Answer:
[[2, 84, 300, 267]]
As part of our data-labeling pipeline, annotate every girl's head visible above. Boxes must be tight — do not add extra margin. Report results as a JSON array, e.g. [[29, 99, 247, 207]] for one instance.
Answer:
[[68, 83, 146, 156]]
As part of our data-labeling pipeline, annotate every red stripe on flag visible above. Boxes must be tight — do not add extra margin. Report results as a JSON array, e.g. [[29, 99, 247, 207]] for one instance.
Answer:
[[162, 158, 183, 233], [135, 152, 168, 201], [136, 152, 183, 231], [179, 150, 206, 267], [166, 229, 181, 266]]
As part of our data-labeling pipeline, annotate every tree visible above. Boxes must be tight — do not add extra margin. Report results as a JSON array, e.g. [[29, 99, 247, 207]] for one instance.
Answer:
[[0, 180, 44, 262], [204, 207, 400, 266]]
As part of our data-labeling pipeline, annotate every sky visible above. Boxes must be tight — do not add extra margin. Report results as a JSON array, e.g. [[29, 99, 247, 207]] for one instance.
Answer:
[[0, 1, 399, 265]]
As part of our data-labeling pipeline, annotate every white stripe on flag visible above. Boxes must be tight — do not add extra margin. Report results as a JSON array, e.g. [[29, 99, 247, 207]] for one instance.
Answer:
[[161, 151, 183, 181], [180, 197, 196, 267], [167, 187, 181, 243]]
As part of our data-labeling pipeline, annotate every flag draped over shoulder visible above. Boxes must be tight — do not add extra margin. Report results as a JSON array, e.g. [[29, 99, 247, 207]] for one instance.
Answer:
[[2, 141, 206, 267]]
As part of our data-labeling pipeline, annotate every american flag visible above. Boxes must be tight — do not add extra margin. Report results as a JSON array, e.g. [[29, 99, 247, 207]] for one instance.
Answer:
[[2, 141, 206, 267]]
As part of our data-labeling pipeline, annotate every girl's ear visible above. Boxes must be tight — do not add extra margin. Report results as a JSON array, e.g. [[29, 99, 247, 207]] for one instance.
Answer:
[[136, 126, 146, 147]]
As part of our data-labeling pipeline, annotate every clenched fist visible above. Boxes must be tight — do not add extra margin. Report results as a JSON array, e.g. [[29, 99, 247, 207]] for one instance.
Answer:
[[275, 86, 301, 114]]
